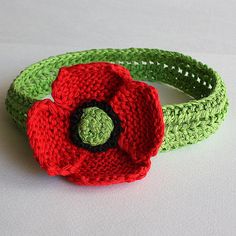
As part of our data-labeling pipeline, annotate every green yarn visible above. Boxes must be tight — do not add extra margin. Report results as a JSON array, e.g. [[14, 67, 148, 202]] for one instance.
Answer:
[[5, 48, 229, 152], [78, 107, 114, 146]]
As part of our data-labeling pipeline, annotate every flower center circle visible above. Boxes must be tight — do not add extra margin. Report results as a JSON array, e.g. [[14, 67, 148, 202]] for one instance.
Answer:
[[78, 107, 114, 146]]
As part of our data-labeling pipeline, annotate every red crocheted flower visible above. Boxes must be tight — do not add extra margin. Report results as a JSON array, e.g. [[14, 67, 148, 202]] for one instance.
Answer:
[[27, 62, 164, 185]]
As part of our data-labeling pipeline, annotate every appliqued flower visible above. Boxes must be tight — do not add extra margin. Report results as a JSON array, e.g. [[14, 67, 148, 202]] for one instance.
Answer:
[[27, 62, 164, 185]]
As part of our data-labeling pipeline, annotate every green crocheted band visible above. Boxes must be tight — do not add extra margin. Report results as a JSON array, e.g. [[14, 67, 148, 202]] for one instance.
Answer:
[[5, 48, 229, 152]]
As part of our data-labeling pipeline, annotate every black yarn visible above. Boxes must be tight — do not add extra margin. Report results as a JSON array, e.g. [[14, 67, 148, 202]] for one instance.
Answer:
[[69, 100, 123, 153]]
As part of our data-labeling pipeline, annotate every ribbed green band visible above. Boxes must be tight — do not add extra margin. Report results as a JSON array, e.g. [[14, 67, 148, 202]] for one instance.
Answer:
[[5, 48, 229, 152]]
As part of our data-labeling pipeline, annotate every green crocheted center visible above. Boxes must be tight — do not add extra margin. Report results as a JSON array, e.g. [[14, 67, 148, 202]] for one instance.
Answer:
[[78, 107, 114, 146]]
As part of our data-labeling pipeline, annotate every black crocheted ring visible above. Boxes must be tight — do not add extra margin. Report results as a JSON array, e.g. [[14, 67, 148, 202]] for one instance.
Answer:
[[69, 100, 123, 153]]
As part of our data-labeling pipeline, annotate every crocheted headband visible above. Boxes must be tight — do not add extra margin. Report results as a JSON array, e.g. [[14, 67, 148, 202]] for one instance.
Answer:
[[6, 48, 228, 186]]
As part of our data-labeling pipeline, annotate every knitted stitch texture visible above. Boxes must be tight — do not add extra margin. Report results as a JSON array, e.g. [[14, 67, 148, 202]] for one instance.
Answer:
[[78, 107, 114, 146], [26, 62, 164, 184], [6, 48, 229, 152], [5, 48, 229, 185], [69, 100, 123, 153]]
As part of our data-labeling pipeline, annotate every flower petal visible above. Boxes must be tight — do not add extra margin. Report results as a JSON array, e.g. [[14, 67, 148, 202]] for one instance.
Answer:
[[52, 62, 133, 111], [110, 82, 164, 163], [27, 99, 88, 176], [65, 147, 151, 185]]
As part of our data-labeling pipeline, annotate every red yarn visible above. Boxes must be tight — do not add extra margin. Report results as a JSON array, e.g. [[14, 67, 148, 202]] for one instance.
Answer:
[[27, 62, 164, 185]]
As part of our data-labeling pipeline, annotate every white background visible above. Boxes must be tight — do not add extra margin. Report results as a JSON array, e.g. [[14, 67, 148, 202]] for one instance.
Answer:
[[0, 1, 235, 235]]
